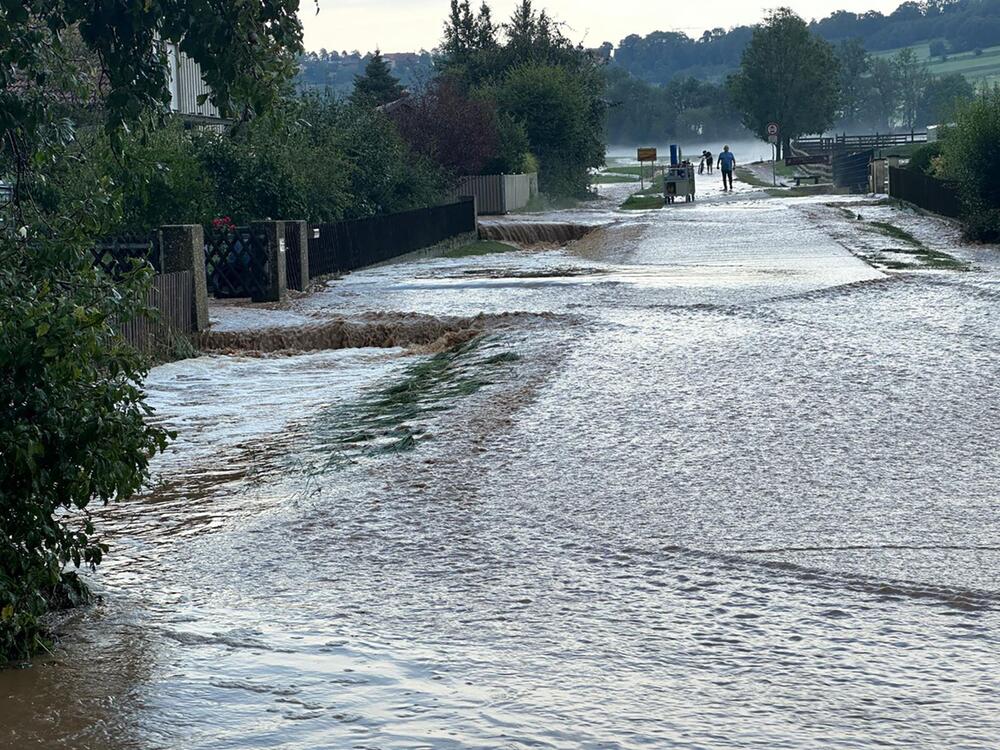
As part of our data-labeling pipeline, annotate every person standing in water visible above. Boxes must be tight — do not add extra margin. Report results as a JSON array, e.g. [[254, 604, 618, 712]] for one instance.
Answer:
[[718, 145, 735, 191], [705, 150, 714, 174]]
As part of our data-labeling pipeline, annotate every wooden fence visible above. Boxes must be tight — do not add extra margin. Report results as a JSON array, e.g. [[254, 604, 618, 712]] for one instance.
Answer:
[[117, 270, 194, 352], [888, 166, 963, 219], [308, 198, 477, 277], [795, 132, 927, 155]]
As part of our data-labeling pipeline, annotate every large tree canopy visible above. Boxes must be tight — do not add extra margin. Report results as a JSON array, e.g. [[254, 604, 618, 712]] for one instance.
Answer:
[[727, 8, 840, 157], [436, 0, 606, 195]]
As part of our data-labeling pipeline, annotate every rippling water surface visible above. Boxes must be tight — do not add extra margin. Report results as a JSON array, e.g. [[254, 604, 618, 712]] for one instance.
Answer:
[[3, 175, 999, 749]]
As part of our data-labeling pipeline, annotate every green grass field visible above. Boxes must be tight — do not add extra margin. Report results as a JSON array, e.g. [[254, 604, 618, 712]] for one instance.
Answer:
[[875, 43, 1000, 87]]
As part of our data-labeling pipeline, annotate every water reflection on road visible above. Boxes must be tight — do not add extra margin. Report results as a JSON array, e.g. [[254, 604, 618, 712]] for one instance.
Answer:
[[3, 173, 999, 749]]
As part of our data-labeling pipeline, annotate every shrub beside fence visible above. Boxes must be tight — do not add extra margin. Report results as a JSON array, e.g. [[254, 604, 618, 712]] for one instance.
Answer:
[[888, 166, 963, 219], [309, 198, 477, 277]]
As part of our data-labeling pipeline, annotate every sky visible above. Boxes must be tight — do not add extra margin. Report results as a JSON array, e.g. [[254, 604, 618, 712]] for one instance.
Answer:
[[300, 0, 904, 54]]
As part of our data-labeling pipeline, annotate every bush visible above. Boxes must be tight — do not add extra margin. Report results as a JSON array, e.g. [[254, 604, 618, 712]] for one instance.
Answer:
[[390, 80, 501, 176], [906, 142, 944, 175], [32, 96, 448, 229], [331, 101, 447, 217], [496, 63, 605, 196], [941, 89, 1000, 241], [0, 206, 169, 660]]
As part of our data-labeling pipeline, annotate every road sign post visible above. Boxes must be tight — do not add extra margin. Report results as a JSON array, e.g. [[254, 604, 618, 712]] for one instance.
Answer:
[[637, 147, 657, 191], [767, 123, 780, 186]]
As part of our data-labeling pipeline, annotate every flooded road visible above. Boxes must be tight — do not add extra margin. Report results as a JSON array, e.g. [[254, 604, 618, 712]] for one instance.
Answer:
[[4, 173, 1000, 749]]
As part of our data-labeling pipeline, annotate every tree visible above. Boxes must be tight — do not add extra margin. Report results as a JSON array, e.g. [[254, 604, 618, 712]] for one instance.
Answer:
[[351, 50, 405, 106], [917, 72, 975, 126], [864, 57, 900, 130], [727, 9, 840, 159], [436, 0, 606, 196], [390, 80, 503, 176], [497, 63, 603, 195], [929, 39, 949, 59], [1, 0, 303, 661], [836, 39, 872, 127], [894, 48, 932, 130], [474, 2, 500, 50], [442, 0, 478, 63]]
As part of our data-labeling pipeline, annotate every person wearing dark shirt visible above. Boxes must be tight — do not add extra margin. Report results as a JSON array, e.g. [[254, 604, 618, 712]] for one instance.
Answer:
[[718, 146, 735, 191], [705, 151, 714, 174]]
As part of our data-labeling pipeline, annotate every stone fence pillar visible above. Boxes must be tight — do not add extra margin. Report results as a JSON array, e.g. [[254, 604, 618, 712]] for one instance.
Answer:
[[285, 220, 309, 291], [250, 221, 287, 303], [160, 224, 209, 332]]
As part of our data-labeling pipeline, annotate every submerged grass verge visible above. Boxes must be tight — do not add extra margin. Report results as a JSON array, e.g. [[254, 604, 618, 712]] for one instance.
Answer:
[[736, 166, 772, 189], [311, 336, 520, 466], [591, 172, 640, 185], [844, 213, 969, 271], [620, 194, 664, 210], [868, 221, 924, 247]]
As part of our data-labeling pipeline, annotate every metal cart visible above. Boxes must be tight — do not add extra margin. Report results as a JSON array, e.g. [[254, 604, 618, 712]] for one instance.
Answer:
[[664, 163, 696, 204]]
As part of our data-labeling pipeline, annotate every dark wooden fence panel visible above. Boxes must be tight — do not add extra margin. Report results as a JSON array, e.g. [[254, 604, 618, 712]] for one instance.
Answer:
[[117, 270, 193, 351], [833, 150, 873, 191], [888, 166, 963, 219], [309, 198, 476, 277]]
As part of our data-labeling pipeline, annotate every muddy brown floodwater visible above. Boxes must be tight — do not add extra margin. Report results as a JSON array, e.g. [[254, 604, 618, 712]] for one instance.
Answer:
[[3, 172, 999, 749]]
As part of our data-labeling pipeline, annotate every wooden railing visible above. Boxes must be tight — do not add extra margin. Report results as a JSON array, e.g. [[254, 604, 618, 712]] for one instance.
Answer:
[[794, 132, 927, 155]]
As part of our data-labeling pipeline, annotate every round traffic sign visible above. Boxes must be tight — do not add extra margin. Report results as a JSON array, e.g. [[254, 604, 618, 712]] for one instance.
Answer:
[[767, 122, 780, 136]]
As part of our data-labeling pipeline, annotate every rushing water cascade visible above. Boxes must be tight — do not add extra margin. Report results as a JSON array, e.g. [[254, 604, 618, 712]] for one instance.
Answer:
[[2, 173, 999, 750], [477, 221, 598, 245]]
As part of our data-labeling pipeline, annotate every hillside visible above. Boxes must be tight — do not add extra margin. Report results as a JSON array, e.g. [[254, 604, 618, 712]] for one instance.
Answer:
[[873, 41, 1000, 86], [297, 50, 435, 95], [612, 0, 1000, 85]]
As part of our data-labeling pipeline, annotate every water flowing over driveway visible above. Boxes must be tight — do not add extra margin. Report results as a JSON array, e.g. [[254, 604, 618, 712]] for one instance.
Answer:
[[4, 174, 999, 749]]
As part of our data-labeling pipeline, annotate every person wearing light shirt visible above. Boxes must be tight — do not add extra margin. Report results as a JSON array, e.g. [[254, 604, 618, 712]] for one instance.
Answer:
[[718, 145, 736, 191]]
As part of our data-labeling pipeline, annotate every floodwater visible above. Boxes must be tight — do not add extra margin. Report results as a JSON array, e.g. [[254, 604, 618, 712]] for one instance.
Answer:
[[3, 171, 1000, 749]]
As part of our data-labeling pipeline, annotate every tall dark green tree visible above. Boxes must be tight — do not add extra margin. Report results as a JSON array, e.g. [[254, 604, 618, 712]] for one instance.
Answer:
[[917, 72, 975, 126], [864, 56, 900, 130], [836, 39, 872, 127], [436, 0, 606, 196], [894, 48, 932, 130], [474, 2, 500, 50], [351, 50, 405, 106], [727, 8, 840, 158], [442, 0, 477, 62]]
